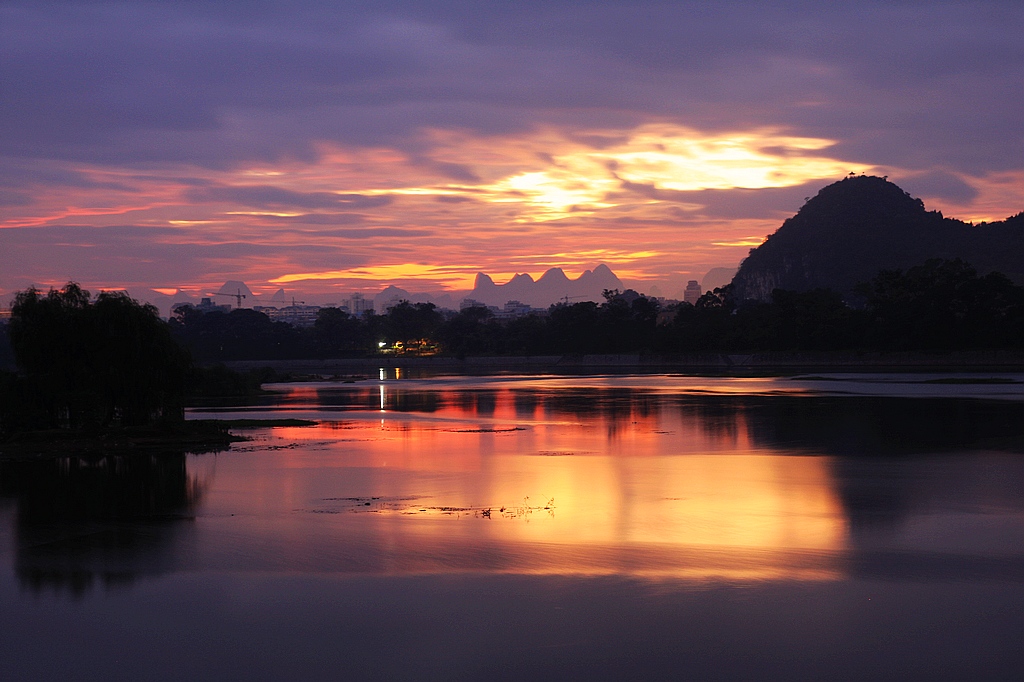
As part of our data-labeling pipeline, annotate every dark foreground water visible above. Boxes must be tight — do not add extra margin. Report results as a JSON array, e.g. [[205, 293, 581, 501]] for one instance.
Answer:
[[3, 372, 1024, 681]]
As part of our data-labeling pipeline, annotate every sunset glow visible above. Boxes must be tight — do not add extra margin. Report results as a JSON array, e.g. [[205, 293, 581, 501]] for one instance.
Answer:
[[270, 263, 483, 289], [1, 2, 1022, 304]]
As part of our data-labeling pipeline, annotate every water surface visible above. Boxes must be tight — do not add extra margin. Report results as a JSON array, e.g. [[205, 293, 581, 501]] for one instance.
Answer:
[[3, 372, 1024, 680]]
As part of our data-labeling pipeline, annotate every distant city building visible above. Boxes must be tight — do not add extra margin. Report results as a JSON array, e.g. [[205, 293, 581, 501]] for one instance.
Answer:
[[460, 298, 488, 311], [173, 297, 230, 315], [199, 297, 231, 312], [495, 300, 535, 319], [345, 293, 373, 316], [254, 304, 322, 327], [684, 280, 702, 305]]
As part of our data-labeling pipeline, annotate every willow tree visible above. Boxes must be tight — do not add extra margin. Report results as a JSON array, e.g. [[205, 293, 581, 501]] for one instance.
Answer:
[[7, 284, 190, 430]]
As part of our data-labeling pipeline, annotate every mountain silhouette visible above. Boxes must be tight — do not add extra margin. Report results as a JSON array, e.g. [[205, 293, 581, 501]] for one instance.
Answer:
[[214, 280, 255, 307], [731, 175, 1024, 301], [466, 264, 623, 307], [374, 285, 413, 311]]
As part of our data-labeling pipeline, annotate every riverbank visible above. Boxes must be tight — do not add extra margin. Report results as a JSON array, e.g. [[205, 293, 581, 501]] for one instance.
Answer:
[[0, 420, 299, 460], [221, 349, 1024, 377]]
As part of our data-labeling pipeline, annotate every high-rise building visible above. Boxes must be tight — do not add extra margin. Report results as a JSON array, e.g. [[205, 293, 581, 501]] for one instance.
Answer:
[[684, 280, 702, 305], [345, 293, 372, 316]]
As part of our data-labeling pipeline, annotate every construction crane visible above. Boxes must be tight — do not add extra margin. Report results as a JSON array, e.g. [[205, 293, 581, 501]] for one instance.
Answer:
[[559, 295, 586, 304], [210, 289, 247, 308]]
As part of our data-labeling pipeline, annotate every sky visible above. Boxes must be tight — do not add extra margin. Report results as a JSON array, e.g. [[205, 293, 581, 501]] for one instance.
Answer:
[[2, 0, 1023, 303]]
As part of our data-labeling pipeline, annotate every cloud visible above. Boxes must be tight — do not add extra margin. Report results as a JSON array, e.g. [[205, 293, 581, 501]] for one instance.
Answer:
[[0, 190, 32, 207], [183, 186, 393, 210], [895, 170, 980, 205], [1, 1, 1023, 293], [2, 1, 1021, 170]]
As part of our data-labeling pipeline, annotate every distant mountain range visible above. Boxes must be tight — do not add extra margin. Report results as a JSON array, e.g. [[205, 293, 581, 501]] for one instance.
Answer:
[[369, 265, 625, 310], [731, 175, 1024, 301], [466, 264, 624, 307], [134, 264, 626, 317]]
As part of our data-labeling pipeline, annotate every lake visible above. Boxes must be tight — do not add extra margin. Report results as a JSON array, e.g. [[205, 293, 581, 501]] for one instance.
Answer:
[[3, 372, 1024, 680]]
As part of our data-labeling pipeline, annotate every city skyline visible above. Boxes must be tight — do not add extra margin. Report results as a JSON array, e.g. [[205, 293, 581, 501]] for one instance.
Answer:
[[2, 1, 1023, 301]]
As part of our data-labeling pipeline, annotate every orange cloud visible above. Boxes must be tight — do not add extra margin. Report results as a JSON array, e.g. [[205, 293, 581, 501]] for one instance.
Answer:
[[6, 123, 1020, 296]]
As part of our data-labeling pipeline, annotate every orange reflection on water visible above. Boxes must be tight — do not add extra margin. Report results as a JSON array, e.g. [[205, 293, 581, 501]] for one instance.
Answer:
[[239, 383, 849, 579]]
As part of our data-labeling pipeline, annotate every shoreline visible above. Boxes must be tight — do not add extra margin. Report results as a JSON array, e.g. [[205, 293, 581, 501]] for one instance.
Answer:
[[221, 350, 1024, 376], [0, 420, 284, 460], [0, 418, 320, 460]]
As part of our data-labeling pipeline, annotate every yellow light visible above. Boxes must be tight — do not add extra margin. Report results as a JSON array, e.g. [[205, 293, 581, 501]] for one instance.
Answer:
[[224, 211, 305, 218], [712, 237, 767, 247], [270, 263, 481, 288], [472, 124, 872, 221]]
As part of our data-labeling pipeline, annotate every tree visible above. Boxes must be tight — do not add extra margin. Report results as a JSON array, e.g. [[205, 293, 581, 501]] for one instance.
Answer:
[[382, 301, 442, 343], [859, 259, 1024, 350], [169, 306, 310, 361], [7, 284, 190, 430], [313, 307, 368, 356]]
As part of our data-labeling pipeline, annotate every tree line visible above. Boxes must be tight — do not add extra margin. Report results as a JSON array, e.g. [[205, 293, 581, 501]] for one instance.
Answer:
[[168, 259, 1024, 360], [3, 258, 1024, 436]]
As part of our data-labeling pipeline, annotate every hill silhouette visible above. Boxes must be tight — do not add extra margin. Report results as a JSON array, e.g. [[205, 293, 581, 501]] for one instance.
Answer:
[[469, 264, 623, 307], [731, 175, 1024, 301]]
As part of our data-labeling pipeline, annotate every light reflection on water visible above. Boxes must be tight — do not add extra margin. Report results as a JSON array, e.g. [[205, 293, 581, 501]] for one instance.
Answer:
[[239, 428, 848, 580], [168, 375, 1024, 583], [5, 374, 1024, 680], [4, 375, 1024, 592]]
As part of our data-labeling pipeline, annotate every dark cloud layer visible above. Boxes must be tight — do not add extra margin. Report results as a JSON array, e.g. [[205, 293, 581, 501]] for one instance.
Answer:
[[2, 1, 1021, 172]]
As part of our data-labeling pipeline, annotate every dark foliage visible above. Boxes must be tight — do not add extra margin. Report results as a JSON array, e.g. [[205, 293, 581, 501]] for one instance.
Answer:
[[659, 260, 1024, 353], [0, 323, 14, 370], [313, 307, 372, 356], [732, 175, 1024, 301], [3, 284, 189, 435], [857, 259, 1024, 350], [170, 305, 312, 361], [186, 364, 282, 399], [382, 301, 443, 343], [165, 261, 1024, 364]]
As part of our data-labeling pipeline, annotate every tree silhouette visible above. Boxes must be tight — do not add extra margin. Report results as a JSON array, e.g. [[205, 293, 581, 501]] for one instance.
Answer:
[[6, 284, 189, 431]]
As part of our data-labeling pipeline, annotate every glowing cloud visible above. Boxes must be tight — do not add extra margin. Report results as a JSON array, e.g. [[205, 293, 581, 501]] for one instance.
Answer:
[[508, 249, 662, 269], [606, 126, 863, 191], [470, 125, 872, 221], [270, 263, 482, 289], [712, 237, 768, 247]]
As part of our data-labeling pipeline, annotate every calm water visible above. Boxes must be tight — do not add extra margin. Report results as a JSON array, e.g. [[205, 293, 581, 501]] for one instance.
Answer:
[[4, 372, 1024, 680]]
